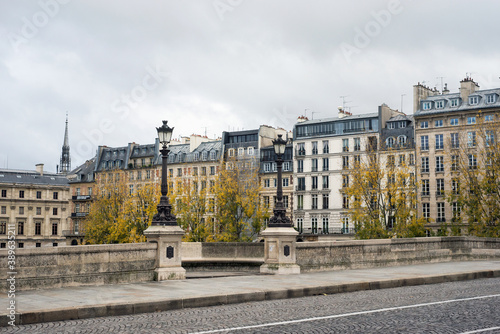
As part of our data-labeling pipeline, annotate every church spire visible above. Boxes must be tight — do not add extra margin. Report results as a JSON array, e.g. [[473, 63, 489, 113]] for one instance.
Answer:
[[59, 113, 71, 174]]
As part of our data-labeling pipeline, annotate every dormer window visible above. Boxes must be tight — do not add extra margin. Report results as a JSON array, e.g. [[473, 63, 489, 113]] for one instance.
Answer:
[[486, 94, 497, 104], [399, 121, 407, 128], [422, 102, 431, 110], [202, 151, 208, 161], [435, 100, 444, 109], [247, 147, 254, 155], [388, 122, 396, 129], [450, 99, 459, 107], [386, 137, 395, 148], [194, 152, 199, 161], [238, 147, 244, 156], [469, 96, 479, 105], [398, 135, 407, 146], [210, 151, 217, 160]]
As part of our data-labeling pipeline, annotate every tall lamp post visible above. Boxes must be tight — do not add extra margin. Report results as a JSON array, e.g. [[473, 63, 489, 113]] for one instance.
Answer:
[[152, 120, 177, 226], [260, 133, 300, 275], [144, 120, 186, 280], [268, 134, 292, 227]]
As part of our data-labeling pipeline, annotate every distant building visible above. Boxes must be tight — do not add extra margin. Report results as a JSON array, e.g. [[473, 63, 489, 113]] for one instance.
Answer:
[[0, 164, 70, 249], [59, 114, 71, 174]]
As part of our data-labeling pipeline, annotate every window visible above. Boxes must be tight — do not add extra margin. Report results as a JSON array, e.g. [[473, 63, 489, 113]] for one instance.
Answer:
[[342, 156, 349, 169], [342, 195, 349, 209], [485, 115, 494, 122], [435, 134, 444, 150], [312, 142, 318, 155], [437, 179, 445, 196], [297, 195, 303, 210], [422, 180, 430, 196], [423, 203, 430, 219], [283, 178, 289, 187], [421, 157, 429, 173], [388, 122, 396, 129], [452, 202, 461, 219], [342, 175, 349, 188], [469, 96, 479, 105], [1, 206, 6, 214], [247, 147, 254, 155], [264, 163, 271, 173], [467, 116, 476, 124], [322, 217, 329, 234], [322, 175, 329, 189], [297, 160, 303, 173], [311, 159, 318, 172], [435, 119, 443, 127], [386, 137, 395, 148], [0, 221, 5, 234], [409, 154, 415, 165], [322, 158, 329, 171], [228, 148, 234, 157], [210, 166, 215, 175], [311, 176, 318, 190], [436, 101, 444, 109], [342, 139, 349, 152], [238, 147, 244, 156], [322, 194, 329, 209], [398, 135, 407, 147], [297, 143, 305, 156], [486, 130, 495, 147], [451, 99, 459, 107], [436, 156, 444, 172], [52, 208, 58, 215], [399, 154, 405, 166], [354, 155, 360, 166], [283, 162, 291, 171], [311, 217, 318, 233], [35, 222, 41, 235], [311, 195, 318, 209], [129, 185, 134, 195], [486, 94, 496, 104], [422, 102, 431, 110], [420, 136, 429, 150], [451, 133, 459, 149], [468, 154, 477, 169], [420, 121, 429, 129], [450, 118, 459, 126], [322, 140, 329, 154], [467, 131, 476, 148], [19, 207, 24, 215], [18, 222, 24, 235], [177, 168, 182, 177], [354, 138, 361, 151], [136, 171, 142, 180], [399, 121, 407, 128], [19, 190, 24, 198], [452, 179, 460, 195], [296, 217, 303, 232], [387, 155, 395, 167], [52, 222, 58, 235], [264, 179, 270, 188], [297, 177, 306, 191], [437, 203, 445, 222], [451, 155, 459, 171]]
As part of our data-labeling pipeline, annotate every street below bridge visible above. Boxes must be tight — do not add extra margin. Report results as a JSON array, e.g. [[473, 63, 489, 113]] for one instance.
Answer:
[[3, 278, 500, 334]]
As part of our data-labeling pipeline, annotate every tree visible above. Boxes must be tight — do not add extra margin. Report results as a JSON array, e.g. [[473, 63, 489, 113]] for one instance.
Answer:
[[446, 112, 500, 237], [343, 151, 426, 239], [210, 158, 269, 242], [83, 170, 160, 244]]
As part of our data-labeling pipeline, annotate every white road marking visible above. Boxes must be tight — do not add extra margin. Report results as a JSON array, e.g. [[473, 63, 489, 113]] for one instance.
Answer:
[[460, 327, 500, 334], [190, 294, 500, 334]]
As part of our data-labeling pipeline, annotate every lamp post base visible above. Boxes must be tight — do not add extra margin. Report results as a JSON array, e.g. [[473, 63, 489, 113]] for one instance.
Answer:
[[154, 267, 186, 281], [259, 226, 300, 275]]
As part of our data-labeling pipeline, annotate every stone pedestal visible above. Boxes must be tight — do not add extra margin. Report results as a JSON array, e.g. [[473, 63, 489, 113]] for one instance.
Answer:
[[144, 225, 186, 280], [260, 227, 300, 275]]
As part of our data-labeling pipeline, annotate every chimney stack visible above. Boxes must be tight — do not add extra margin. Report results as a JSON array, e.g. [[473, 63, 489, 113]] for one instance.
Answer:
[[460, 77, 479, 102], [36, 163, 44, 176]]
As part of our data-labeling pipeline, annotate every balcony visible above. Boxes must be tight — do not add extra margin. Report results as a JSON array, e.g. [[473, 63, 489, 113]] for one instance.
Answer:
[[71, 212, 88, 218], [63, 229, 83, 237], [296, 185, 306, 191], [72, 195, 92, 201], [299, 227, 356, 235], [343, 128, 365, 134]]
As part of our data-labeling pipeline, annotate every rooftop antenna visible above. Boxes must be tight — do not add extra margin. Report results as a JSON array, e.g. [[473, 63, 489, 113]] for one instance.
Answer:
[[339, 96, 350, 109], [202, 127, 207, 137], [401, 94, 406, 113], [436, 77, 445, 93], [304, 108, 309, 118], [311, 111, 320, 120]]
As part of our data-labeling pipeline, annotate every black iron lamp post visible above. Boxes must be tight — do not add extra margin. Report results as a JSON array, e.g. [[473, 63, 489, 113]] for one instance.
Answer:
[[152, 120, 177, 226], [268, 134, 293, 227]]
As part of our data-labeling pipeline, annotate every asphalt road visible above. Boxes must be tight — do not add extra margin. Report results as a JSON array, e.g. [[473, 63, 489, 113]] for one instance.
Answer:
[[2, 278, 500, 334]]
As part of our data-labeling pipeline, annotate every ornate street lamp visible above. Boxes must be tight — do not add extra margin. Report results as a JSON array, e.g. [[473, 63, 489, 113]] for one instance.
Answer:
[[152, 120, 177, 226], [268, 134, 292, 227]]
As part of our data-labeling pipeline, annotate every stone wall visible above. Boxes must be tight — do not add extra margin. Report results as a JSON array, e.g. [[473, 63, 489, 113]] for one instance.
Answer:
[[182, 242, 264, 272], [0, 243, 156, 291], [296, 236, 500, 272]]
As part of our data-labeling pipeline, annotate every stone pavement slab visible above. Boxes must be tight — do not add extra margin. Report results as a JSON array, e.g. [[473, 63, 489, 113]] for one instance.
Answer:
[[2, 260, 500, 326]]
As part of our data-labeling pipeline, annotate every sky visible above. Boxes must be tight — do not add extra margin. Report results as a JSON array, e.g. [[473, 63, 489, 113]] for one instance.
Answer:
[[1, 0, 500, 172]]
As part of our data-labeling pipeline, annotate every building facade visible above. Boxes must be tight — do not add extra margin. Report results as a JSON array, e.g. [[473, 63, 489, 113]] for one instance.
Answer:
[[0, 164, 70, 249]]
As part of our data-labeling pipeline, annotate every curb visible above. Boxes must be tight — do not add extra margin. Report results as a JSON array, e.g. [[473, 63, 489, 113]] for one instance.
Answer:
[[5, 269, 500, 327]]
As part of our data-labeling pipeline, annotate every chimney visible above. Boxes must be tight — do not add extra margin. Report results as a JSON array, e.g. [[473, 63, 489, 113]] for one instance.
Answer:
[[460, 77, 479, 102], [442, 83, 450, 94], [338, 106, 347, 118], [297, 115, 309, 123], [36, 163, 44, 176], [413, 82, 438, 113]]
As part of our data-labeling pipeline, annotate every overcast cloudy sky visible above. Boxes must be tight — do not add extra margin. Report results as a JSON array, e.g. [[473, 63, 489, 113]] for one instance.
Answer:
[[1, 0, 499, 172]]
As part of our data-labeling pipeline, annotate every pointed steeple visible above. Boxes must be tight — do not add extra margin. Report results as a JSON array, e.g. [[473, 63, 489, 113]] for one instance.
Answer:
[[59, 113, 71, 174]]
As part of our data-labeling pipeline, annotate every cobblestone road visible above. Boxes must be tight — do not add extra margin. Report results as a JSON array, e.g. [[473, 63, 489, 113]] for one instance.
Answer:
[[2, 278, 500, 334]]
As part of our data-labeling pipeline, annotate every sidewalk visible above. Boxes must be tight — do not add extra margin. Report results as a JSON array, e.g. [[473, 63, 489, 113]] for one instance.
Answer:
[[2, 260, 500, 326]]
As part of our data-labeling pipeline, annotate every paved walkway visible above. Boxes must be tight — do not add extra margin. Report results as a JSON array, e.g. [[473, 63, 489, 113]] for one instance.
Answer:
[[2, 260, 500, 327]]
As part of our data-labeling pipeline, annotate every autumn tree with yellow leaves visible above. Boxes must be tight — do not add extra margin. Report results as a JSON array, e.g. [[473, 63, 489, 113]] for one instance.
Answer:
[[343, 151, 426, 239], [83, 170, 160, 244]]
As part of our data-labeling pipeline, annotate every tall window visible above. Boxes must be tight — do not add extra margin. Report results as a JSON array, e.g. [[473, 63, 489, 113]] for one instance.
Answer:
[[311, 217, 318, 234], [19, 190, 24, 198], [421, 157, 429, 173], [436, 179, 445, 196], [354, 138, 361, 151], [467, 116, 476, 124], [322, 176, 329, 189], [322, 217, 329, 234], [52, 222, 58, 235], [322, 158, 329, 171], [0, 221, 6, 235], [342, 175, 349, 188], [435, 134, 444, 150], [436, 156, 444, 172], [467, 131, 476, 147], [420, 136, 429, 150], [311, 176, 318, 190], [311, 195, 318, 209], [297, 218, 303, 233], [422, 179, 430, 196], [423, 203, 430, 219], [297, 143, 305, 156], [297, 195, 303, 210], [35, 222, 41, 235], [342, 139, 349, 152], [18, 222, 24, 235], [468, 154, 477, 169], [297, 160, 303, 173], [451, 133, 459, 148], [342, 195, 349, 209], [311, 159, 318, 172], [486, 130, 495, 147], [409, 154, 415, 165], [451, 155, 459, 171], [322, 140, 329, 154], [297, 177, 305, 191], [312, 141, 318, 155], [322, 194, 329, 209], [386, 137, 395, 148], [342, 156, 349, 169], [437, 203, 445, 222]]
